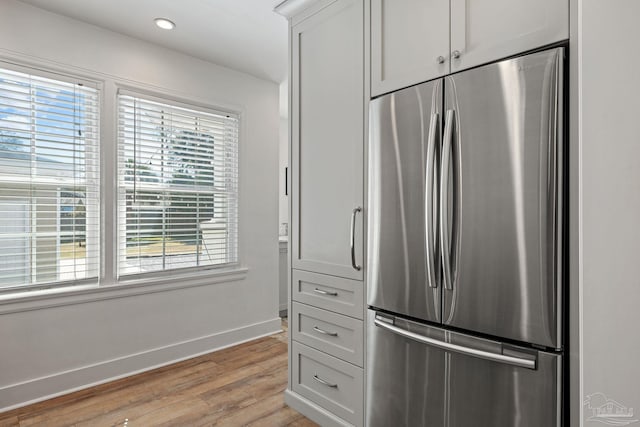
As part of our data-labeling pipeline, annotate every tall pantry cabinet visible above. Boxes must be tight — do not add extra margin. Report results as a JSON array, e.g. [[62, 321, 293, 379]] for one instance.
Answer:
[[275, 0, 367, 426]]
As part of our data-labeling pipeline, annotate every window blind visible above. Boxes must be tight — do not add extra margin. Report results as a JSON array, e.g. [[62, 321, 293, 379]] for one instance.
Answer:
[[117, 93, 239, 277], [0, 65, 100, 290]]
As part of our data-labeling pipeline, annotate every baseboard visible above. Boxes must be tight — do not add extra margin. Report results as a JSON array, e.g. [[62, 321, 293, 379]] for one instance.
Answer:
[[0, 318, 282, 412], [285, 389, 351, 427]]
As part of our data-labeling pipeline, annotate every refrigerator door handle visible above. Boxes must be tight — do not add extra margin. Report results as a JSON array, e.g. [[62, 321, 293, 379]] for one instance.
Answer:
[[350, 206, 362, 271], [374, 317, 537, 370], [440, 109, 455, 290], [426, 112, 439, 288]]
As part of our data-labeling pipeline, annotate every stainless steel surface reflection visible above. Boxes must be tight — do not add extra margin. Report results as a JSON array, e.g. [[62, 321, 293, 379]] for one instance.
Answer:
[[366, 310, 562, 427], [367, 79, 442, 323], [365, 311, 446, 426], [366, 47, 566, 426], [442, 49, 563, 348]]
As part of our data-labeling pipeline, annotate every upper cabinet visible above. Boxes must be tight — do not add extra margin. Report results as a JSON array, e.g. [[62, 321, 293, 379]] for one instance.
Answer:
[[449, 0, 568, 73], [290, 0, 365, 281], [370, 0, 449, 97], [371, 0, 569, 97]]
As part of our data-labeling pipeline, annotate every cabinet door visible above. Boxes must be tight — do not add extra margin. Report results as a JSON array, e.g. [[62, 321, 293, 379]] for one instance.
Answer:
[[371, 0, 449, 97], [291, 0, 364, 280], [450, 0, 568, 72]]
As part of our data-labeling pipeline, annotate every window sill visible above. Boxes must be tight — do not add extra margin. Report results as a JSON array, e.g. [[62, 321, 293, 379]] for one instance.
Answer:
[[0, 266, 248, 315]]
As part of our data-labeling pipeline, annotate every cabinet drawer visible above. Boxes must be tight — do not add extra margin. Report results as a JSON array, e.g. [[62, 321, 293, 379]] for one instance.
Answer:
[[292, 341, 363, 426], [292, 302, 364, 367], [292, 270, 364, 319]]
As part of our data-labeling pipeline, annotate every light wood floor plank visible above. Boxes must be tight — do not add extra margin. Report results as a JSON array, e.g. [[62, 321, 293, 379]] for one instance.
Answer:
[[0, 320, 317, 427]]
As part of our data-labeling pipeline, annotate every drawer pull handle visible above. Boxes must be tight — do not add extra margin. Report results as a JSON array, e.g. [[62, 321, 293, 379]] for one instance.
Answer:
[[313, 374, 338, 388], [313, 326, 338, 337], [313, 288, 338, 296]]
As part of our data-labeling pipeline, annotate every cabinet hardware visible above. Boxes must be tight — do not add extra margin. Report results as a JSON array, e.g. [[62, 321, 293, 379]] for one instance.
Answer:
[[314, 288, 338, 296], [350, 207, 362, 271], [313, 326, 339, 336], [313, 374, 338, 388]]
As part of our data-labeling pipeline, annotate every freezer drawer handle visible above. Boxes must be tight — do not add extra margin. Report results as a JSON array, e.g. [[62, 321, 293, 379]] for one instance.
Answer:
[[313, 374, 338, 388], [313, 326, 338, 337], [374, 317, 536, 370], [350, 207, 362, 271], [313, 288, 338, 297]]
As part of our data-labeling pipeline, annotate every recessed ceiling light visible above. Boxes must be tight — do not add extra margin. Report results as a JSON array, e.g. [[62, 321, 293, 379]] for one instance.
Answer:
[[154, 18, 175, 30]]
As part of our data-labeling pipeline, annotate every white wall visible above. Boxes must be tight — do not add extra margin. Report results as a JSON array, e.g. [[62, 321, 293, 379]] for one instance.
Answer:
[[279, 81, 289, 232], [0, 0, 280, 410], [278, 82, 289, 313], [579, 0, 640, 424]]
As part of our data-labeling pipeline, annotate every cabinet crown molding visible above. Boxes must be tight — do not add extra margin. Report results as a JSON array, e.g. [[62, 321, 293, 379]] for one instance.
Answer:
[[274, 0, 324, 19]]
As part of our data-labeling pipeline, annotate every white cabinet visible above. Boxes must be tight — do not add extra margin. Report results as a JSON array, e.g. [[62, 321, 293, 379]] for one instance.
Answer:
[[291, 342, 364, 426], [292, 302, 364, 366], [291, 0, 364, 281], [450, 0, 568, 73], [370, 0, 449, 96], [276, 0, 366, 425], [292, 269, 364, 319], [371, 0, 569, 96]]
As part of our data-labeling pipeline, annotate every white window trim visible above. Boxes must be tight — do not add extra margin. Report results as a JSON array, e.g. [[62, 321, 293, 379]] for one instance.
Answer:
[[115, 88, 241, 279], [0, 55, 248, 305], [0, 60, 100, 90], [0, 60, 102, 292], [117, 88, 241, 121], [0, 267, 249, 315]]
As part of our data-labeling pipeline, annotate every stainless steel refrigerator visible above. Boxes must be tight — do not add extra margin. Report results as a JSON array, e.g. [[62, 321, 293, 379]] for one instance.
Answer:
[[366, 47, 565, 426]]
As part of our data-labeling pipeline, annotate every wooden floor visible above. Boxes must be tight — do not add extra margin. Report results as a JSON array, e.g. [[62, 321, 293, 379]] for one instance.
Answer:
[[0, 320, 317, 427]]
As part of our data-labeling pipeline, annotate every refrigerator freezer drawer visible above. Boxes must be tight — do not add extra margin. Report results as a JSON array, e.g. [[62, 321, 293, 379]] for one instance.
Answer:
[[292, 269, 364, 319], [292, 341, 364, 426], [366, 310, 562, 427], [292, 302, 364, 367]]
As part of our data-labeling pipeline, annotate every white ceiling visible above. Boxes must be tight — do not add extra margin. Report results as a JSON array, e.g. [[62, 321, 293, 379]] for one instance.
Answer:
[[18, 0, 288, 83]]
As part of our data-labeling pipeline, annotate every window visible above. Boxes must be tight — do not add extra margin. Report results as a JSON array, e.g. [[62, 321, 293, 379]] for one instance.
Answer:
[[117, 92, 239, 277], [0, 65, 100, 290]]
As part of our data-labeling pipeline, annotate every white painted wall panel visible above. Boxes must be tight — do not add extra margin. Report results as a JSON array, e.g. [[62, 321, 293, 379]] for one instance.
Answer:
[[0, 0, 280, 410], [581, 0, 640, 423]]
